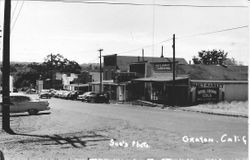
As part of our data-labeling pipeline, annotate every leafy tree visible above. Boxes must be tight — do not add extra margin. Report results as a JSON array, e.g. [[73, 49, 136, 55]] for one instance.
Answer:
[[13, 54, 82, 89], [14, 69, 40, 89], [72, 71, 92, 84], [193, 49, 228, 65], [43, 54, 81, 74]]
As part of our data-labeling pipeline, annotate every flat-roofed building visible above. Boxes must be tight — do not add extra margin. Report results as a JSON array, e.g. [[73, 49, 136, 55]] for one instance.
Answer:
[[103, 54, 188, 80]]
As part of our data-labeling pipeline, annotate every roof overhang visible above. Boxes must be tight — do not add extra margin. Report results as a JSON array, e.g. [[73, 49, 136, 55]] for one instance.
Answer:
[[132, 76, 189, 82]]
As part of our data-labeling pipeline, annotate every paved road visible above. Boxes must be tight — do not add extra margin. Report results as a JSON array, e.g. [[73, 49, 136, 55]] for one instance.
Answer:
[[1, 97, 248, 159]]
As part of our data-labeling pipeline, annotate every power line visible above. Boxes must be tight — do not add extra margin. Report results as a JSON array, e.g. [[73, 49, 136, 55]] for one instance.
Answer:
[[11, 0, 25, 32], [176, 25, 249, 40], [152, 0, 156, 57], [25, 0, 248, 8], [11, 0, 20, 21], [112, 25, 248, 55]]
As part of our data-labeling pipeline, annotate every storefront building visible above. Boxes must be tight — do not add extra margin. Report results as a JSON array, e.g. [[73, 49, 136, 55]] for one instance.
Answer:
[[190, 80, 248, 103]]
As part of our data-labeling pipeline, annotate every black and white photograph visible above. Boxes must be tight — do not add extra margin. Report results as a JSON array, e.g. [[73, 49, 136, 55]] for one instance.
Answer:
[[0, 0, 248, 159]]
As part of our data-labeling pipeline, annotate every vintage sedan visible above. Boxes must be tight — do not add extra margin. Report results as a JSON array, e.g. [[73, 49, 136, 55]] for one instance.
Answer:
[[0, 95, 50, 115], [86, 93, 110, 104], [39, 91, 52, 99], [77, 91, 95, 101]]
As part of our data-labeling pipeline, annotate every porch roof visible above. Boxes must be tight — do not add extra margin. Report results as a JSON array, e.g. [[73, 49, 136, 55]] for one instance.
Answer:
[[90, 80, 118, 85], [132, 76, 188, 82]]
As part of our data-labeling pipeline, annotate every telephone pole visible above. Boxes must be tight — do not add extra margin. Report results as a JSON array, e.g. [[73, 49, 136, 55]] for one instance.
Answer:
[[172, 34, 176, 107], [2, 0, 12, 133], [98, 49, 103, 93], [142, 49, 144, 61]]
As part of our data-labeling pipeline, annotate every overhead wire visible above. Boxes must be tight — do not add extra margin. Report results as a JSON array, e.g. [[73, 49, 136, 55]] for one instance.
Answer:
[[11, 0, 25, 32], [1, 0, 247, 58], [43, 0, 248, 8], [0, 0, 3, 39], [11, 0, 20, 21], [175, 25, 249, 40], [111, 25, 248, 56]]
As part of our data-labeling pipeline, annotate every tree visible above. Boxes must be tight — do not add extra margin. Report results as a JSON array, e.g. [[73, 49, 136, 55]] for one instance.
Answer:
[[14, 69, 40, 89], [13, 54, 82, 89], [72, 71, 92, 84], [193, 49, 228, 65], [43, 54, 81, 74]]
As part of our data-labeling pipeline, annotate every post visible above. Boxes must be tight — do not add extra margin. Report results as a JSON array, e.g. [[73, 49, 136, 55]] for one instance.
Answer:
[[172, 34, 176, 107], [2, 0, 11, 132], [142, 49, 144, 61], [98, 49, 103, 93], [161, 46, 164, 58], [50, 53, 53, 89]]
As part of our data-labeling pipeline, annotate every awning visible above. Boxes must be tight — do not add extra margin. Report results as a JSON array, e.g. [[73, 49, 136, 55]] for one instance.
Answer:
[[69, 83, 89, 87], [89, 80, 118, 86], [132, 76, 189, 82]]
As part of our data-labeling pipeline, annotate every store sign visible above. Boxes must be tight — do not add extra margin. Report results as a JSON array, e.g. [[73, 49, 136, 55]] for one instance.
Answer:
[[153, 62, 171, 71], [191, 82, 224, 88], [114, 72, 136, 83], [196, 88, 219, 103]]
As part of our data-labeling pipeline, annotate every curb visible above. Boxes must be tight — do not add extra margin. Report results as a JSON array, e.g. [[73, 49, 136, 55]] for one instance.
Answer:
[[176, 108, 248, 118]]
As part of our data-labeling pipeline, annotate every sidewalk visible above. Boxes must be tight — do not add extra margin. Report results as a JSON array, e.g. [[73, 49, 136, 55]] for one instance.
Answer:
[[175, 106, 248, 118], [125, 100, 248, 118], [172, 101, 248, 118]]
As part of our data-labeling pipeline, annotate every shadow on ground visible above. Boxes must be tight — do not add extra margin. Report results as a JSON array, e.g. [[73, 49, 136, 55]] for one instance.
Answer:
[[4, 129, 111, 148], [0, 112, 51, 117]]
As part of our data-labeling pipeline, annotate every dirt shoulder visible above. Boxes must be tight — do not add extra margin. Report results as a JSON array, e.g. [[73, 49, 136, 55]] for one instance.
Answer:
[[175, 101, 248, 118]]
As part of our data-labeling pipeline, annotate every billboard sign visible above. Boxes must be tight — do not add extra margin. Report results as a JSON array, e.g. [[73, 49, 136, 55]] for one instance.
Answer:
[[196, 87, 219, 103]]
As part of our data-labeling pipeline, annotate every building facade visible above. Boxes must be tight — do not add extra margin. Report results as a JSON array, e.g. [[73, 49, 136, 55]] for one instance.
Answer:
[[190, 80, 248, 103], [103, 54, 188, 80]]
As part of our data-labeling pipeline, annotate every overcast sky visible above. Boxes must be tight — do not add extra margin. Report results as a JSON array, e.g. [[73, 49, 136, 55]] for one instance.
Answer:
[[0, 0, 249, 64]]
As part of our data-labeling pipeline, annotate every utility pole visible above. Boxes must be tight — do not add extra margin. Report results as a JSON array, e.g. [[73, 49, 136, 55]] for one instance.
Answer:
[[161, 46, 164, 58], [50, 53, 53, 89], [172, 34, 176, 107], [2, 0, 12, 133], [98, 49, 103, 93], [142, 49, 144, 61]]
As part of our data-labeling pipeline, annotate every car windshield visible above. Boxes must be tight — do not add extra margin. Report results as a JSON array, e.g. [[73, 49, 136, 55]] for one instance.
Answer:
[[10, 96, 31, 103], [82, 92, 92, 95]]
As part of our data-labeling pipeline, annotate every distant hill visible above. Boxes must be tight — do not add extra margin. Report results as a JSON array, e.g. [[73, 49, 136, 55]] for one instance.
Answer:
[[80, 63, 99, 71], [177, 64, 248, 81], [0, 61, 41, 65]]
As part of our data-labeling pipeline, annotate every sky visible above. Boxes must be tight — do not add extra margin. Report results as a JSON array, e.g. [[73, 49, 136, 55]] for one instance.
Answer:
[[0, 0, 249, 65]]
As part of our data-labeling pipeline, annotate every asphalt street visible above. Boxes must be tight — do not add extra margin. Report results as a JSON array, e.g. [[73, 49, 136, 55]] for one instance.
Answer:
[[1, 97, 248, 159]]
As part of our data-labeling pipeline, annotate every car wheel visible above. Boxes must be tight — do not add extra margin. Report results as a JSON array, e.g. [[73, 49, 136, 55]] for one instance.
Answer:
[[90, 98, 95, 103], [28, 109, 38, 115]]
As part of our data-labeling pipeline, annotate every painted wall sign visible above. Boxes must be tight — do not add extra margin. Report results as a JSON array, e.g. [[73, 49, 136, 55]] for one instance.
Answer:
[[191, 82, 224, 88], [153, 62, 172, 71], [196, 87, 219, 103]]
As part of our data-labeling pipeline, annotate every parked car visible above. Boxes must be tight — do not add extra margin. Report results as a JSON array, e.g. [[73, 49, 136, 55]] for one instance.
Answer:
[[77, 91, 95, 101], [86, 93, 110, 103], [0, 95, 50, 115], [48, 89, 57, 96], [54, 90, 63, 98], [54, 90, 69, 99], [39, 92, 52, 99], [25, 88, 36, 94], [61, 91, 71, 99], [67, 91, 84, 100]]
